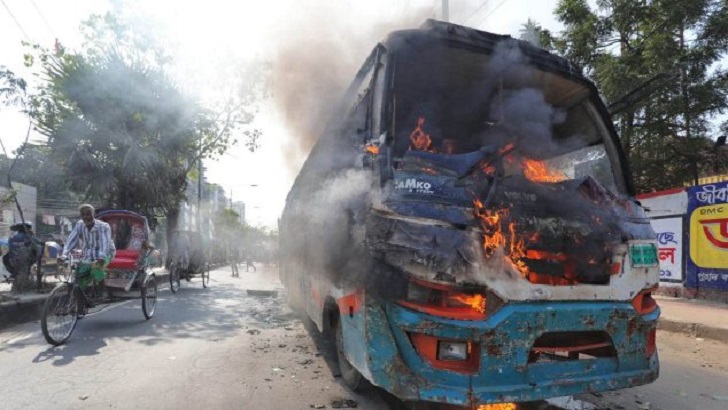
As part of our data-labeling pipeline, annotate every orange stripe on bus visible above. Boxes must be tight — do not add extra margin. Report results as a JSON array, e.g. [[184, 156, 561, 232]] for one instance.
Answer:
[[338, 291, 364, 316]]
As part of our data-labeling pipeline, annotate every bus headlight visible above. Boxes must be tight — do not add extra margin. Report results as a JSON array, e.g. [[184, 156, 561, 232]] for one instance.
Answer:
[[400, 278, 487, 320], [438, 341, 469, 361]]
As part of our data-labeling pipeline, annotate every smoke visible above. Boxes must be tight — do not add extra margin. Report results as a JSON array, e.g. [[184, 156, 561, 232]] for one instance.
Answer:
[[268, 1, 434, 175], [477, 41, 580, 159], [279, 169, 375, 281]]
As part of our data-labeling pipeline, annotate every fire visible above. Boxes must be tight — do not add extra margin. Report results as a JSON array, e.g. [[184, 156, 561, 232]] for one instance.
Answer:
[[450, 293, 486, 313], [478, 208, 509, 255], [471, 154, 569, 278], [409, 117, 434, 151], [365, 145, 379, 155], [478, 404, 517, 410], [498, 143, 515, 155], [521, 158, 566, 183]]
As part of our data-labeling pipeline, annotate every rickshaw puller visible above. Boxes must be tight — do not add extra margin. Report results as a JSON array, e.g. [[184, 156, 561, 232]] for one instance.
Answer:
[[58, 204, 116, 293]]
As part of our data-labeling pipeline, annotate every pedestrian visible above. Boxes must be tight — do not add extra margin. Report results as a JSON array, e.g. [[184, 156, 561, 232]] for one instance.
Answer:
[[230, 245, 240, 277], [246, 257, 255, 273]]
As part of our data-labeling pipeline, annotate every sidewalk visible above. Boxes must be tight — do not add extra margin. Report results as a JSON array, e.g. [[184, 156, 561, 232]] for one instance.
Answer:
[[655, 295, 728, 343]]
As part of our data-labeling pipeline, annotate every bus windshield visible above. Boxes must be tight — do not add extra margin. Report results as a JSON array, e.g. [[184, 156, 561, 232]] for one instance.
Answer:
[[391, 41, 621, 193]]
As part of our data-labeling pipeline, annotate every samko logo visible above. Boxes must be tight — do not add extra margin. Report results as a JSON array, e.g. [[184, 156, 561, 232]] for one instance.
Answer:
[[395, 178, 434, 194], [690, 204, 728, 269]]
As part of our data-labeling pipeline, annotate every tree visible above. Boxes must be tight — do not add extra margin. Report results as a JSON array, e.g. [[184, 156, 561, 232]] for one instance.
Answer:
[[552, 0, 728, 191], [27, 13, 266, 243], [519, 18, 555, 50], [0, 67, 44, 292]]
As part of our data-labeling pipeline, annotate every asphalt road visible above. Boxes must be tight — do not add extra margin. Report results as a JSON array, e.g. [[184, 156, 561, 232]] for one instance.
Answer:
[[0, 268, 391, 410], [1, 267, 726, 410]]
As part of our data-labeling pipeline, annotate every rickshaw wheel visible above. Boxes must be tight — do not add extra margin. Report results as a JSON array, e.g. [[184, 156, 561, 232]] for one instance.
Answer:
[[201, 264, 210, 288], [41, 283, 79, 346], [169, 263, 180, 294], [141, 274, 157, 319]]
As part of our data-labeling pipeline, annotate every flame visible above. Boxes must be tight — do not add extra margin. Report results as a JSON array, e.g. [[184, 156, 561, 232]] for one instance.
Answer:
[[498, 143, 515, 155], [479, 208, 509, 256], [521, 158, 566, 183], [409, 117, 434, 151], [450, 293, 486, 313], [481, 164, 497, 175], [478, 404, 517, 410], [365, 145, 379, 155]]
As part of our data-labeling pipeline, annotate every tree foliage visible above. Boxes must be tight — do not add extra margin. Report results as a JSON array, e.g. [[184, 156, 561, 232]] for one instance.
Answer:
[[551, 0, 728, 191], [213, 208, 277, 262], [519, 18, 555, 50], [27, 12, 265, 222]]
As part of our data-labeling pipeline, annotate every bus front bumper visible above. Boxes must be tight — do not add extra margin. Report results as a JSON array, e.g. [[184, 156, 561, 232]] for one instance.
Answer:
[[364, 301, 660, 407]]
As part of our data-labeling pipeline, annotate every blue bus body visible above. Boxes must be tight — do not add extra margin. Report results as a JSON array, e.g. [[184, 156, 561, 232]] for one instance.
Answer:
[[280, 20, 660, 408]]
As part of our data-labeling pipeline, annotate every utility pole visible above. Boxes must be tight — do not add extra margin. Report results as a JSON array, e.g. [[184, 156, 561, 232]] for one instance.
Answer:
[[196, 139, 202, 232], [442, 0, 449, 22]]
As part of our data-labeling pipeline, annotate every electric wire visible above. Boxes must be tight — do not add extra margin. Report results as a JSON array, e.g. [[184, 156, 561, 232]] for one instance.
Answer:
[[475, 0, 506, 28], [463, 0, 490, 25], [29, 0, 55, 38], [0, 0, 30, 41]]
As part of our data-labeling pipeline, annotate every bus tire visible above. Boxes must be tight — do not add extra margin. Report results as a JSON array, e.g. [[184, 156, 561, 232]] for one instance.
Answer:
[[335, 316, 370, 392]]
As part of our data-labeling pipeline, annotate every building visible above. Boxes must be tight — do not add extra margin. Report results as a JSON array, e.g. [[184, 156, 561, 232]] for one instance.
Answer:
[[231, 201, 246, 225], [0, 182, 37, 239]]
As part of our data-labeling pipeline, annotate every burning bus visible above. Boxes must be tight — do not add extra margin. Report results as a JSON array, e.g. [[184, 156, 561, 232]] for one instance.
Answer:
[[279, 20, 660, 408]]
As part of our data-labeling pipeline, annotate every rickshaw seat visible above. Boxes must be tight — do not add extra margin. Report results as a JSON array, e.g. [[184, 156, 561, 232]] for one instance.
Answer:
[[108, 249, 140, 270]]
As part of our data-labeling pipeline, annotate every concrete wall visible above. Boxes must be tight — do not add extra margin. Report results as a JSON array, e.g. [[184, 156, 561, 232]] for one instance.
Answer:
[[637, 188, 687, 218]]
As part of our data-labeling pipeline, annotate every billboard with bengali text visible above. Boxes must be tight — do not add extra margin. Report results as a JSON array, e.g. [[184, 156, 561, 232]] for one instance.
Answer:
[[686, 181, 728, 290], [650, 217, 683, 283]]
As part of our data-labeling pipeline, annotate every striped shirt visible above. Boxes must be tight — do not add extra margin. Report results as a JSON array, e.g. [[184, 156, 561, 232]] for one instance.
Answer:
[[61, 219, 116, 262]]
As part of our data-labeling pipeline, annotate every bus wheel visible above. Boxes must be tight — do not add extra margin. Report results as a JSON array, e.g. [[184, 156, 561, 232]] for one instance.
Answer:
[[335, 317, 370, 392]]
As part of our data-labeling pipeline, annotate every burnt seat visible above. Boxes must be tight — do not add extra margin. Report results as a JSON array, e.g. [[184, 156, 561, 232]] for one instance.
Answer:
[[108, 249, 140, 270]]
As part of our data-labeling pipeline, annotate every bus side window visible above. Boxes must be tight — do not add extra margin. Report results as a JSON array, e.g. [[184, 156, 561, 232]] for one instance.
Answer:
[[342, 64, 375, 145]]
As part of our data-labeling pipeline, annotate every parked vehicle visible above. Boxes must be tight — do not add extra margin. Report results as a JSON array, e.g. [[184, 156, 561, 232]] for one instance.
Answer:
[[2, 223, 43, 285], [167, 230, 209, 292], [279, 20, 660, 408]]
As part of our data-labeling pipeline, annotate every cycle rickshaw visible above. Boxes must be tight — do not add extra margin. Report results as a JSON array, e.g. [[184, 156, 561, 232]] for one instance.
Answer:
[[168, 230, 210, 293], [40, 210, 158, 346]]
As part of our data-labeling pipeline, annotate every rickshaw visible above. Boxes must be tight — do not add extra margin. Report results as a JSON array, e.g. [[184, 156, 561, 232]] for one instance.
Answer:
[[40, 210, 158, 346], [168, 230, 210, 293]]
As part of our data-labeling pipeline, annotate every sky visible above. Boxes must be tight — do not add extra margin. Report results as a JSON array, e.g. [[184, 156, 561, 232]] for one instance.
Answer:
[[0, 0, 566, 229]]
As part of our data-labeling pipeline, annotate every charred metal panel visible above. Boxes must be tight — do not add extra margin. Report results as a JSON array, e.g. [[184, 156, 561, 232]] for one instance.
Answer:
[[366, 209, 484, 285], [366, 205, 659, 302]]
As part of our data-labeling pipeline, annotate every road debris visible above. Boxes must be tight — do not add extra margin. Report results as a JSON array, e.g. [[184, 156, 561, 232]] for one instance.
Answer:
[[331, 399, 358, 408]]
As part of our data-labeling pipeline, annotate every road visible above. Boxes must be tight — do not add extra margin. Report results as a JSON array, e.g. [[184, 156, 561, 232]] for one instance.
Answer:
[[576, 331, 728, 410], [0, 266, 726, 410]]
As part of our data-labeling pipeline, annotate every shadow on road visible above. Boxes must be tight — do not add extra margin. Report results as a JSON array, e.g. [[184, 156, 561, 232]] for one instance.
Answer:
[[3, 273, 287, 361], [32, 335, 108, 366]]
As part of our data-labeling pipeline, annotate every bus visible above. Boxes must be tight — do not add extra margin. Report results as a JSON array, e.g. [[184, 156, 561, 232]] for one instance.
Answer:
[[279, 20, 660, 409]]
